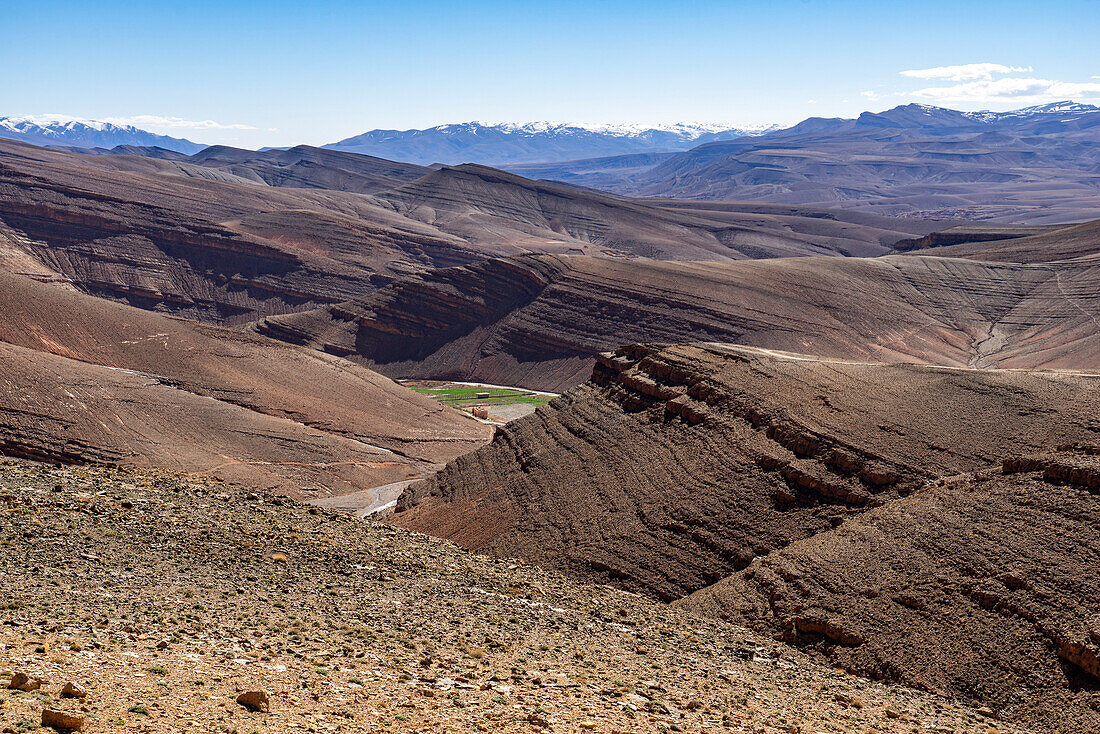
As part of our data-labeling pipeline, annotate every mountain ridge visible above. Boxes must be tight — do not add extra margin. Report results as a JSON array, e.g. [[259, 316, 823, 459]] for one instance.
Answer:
[[324, 120, 779, 165], [0, 115, 205, 154], [548, 101, 1100, 223]]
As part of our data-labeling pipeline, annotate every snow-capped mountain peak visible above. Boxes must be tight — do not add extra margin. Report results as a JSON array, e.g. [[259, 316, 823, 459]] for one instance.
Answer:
[[963, 101, 1100, 122], [324, 120, 781, 165], [438, 120, 777, 138], [0, 115, 204, 154]]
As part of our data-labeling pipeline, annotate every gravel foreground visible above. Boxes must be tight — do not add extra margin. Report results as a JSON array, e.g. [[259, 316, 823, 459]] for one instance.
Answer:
[[0, 460, 1019, 734]]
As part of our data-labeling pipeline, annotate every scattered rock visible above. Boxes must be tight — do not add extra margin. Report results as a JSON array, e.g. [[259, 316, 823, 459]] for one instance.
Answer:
[[236, 689, 270, 712], [41, 709, 85, 732], [526, 711, 552, 728], [835, 691, 864, 708], [60, 682, 87, 699], [8, 672, 42, 691], [0, 461, 1024, 734]]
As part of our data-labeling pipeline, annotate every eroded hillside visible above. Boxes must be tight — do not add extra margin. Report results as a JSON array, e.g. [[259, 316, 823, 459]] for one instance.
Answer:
[[0, 270, 491, 496], [680, 447, 1100, 731], [392, 344, 1100, 731], [0, 138, 950, 324], [394, 343, 1100, 598], [253, 247, 1100, 391]]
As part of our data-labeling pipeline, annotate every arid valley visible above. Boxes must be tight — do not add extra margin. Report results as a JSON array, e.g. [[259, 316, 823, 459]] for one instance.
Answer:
[[3, 3, 1100, 732]]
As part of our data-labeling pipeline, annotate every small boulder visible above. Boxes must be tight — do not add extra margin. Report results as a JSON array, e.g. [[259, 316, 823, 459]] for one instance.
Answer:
[[60, 682, 88, 699], [8, 672, 42, 691], [236, 689, 270, 712], [42, 709, 86, 732]]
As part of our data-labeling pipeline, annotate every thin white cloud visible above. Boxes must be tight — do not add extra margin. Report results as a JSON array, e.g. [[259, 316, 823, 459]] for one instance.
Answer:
[[860, 90, 880, 101], [900, 63, 1031, 82], [909, 77, 1100, 104], [102, 115, 257, 131]]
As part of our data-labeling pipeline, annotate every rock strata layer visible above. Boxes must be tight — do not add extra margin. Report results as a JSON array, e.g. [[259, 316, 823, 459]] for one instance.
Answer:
[[394, 343, 1100, 599], [680, 447, 1100, 731], [255, 248, 1100, 392]]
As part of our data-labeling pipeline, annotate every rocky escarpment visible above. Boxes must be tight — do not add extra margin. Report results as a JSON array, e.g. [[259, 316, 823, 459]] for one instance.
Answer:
[[393, 343, 1100, 600], [255, 248, 1100, 392], [253, 255, 572, 367], [900, 219, 1100, 264], [892, 224, 1058, 253], [680, 446, 1100, 731]]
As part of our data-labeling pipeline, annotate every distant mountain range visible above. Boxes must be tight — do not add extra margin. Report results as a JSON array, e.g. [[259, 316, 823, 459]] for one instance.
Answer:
[[5, 102, 1100, 223], [0, 116, 204, 154], [508, 101, 1100, 224], [322, 121, 780, 165]]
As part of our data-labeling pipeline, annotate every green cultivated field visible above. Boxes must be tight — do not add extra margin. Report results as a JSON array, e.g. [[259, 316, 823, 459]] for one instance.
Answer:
[[408, 384, 554, 407]]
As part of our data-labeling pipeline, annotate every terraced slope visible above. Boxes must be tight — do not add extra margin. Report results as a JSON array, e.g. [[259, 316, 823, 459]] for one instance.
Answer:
[[253, 250, 1100, 391], [680, 447, 1100, 731], [394, 343, 1100, 600], [0, 270, 491, 495]]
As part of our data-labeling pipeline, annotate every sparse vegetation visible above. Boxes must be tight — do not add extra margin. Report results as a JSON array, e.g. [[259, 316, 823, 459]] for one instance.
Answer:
[[0, 460, 1010, 734]]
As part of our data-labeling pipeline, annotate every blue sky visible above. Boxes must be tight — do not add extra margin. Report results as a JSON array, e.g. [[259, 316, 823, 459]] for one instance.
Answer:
[[3, 0, 1098, 147]]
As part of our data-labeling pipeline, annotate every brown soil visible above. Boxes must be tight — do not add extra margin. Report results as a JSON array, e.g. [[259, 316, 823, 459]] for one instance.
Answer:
[[0, 460, 1016, 734]]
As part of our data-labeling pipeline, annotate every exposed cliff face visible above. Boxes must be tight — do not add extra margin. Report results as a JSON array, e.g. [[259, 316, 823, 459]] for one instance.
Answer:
[[680, 447, 1100, 731], [254, 255, 570, 364], [393, 344, 1100, 601], [254, 249, 1100, 391], [892, 224, 1059, 253]]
